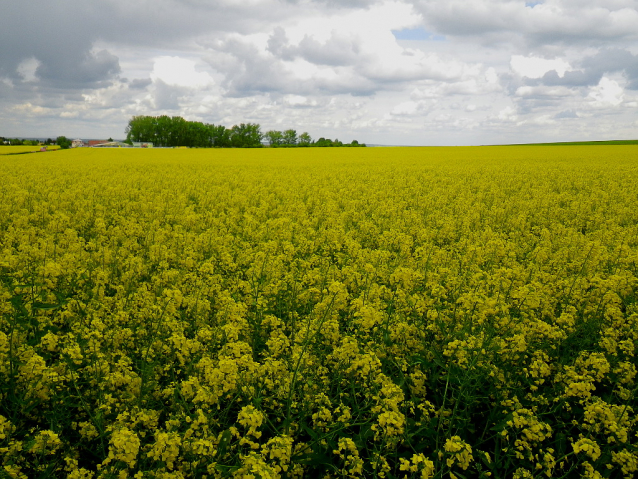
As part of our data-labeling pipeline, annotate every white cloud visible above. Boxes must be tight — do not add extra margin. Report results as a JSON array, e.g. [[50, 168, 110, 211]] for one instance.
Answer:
[[588, 76, 624, 106], [515, 85, 575, 98], [510, 55, 572, 78], [151, 57, 214, 88], [11, 103, 47, 116], [390, 100, 428, 116], [284, 95, 318, 108], [485, 67, 498, 84], [415, 0, 638, 43], [17, 57, 40, 82], [497, 106, 518, 122]]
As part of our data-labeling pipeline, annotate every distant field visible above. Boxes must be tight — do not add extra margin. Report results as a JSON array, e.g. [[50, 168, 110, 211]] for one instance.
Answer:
[[0, 145, 60, 155], [1, 146, 637, 478], [507, 139, 638, 146]]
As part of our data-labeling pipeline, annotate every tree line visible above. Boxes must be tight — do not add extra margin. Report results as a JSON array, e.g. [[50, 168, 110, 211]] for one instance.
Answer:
[[124, 115, 366, 148], [0, 137, 75, 148], [0, 137, 55, 146]]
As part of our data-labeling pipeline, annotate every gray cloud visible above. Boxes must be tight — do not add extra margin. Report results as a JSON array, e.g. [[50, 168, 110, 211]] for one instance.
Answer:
[[153, 80, 189, 110], [36, 50, 121, 89], [413, 0, 638, 47], [129, 78, 153, 90], [267, 27, 364, 66], [522, 48, 638, 90], [554, 109, 578, 119], [536, 70, 595, 88], [209, 35, 378, 97]]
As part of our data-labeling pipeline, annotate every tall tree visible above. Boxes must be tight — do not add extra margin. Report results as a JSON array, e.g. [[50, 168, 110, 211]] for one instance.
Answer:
[[265, 130, 284, 147], [207, 124, 231, 147], [298, 132, 312, 146], [282, 129, 297, 146], [230, 123, 263, 148], [56, 136, 71, 149]]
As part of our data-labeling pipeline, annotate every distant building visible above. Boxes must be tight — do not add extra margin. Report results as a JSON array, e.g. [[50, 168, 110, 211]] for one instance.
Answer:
[[72, 139, 84, 148], [91, 141, 134, 148], [88, 140, 108, 147], [132, 142, 153, 148]]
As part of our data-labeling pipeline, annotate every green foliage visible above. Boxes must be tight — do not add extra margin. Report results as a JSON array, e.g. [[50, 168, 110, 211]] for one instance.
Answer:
[[125, 116, 259, 148], [299, 132, 312, 146], [55, 136, 72, 149], [125, 116, 365, 149], [311, 137, 366, 147], [2, 138, 24, 146], [265, 130, 284, 147], [229, 123, 263, 148], [282, 129, 297, 146]]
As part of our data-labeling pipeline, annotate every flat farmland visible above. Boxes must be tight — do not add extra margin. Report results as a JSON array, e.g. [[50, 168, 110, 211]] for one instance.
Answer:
[[0, 145, 60, 155], [1, 146, 637, 478]]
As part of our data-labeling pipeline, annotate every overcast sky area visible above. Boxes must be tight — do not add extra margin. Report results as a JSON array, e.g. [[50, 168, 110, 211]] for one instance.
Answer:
[[2, 0, 638, 145]]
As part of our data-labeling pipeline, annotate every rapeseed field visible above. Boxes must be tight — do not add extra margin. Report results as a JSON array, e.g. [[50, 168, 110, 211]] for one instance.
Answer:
[[0, 145, 60, 155], [1, 146, 637, 478]]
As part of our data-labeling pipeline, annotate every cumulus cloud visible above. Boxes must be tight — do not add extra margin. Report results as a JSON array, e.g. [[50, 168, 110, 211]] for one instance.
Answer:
[[128, 78, 153, 90], [588, 77, 624, 107], [510, 55, 572, 79], [16, 58, 41, 83], [284, 31, 364, 66], [151, 57, 214, 88], [414, 0, 638, 45]]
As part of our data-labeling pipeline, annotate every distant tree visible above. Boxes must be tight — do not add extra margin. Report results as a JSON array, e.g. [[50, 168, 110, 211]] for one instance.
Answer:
[[230, 123, 263, 148], [282, 129, 297, 146], [45, 138, 54, 145], [123, 115, 362, 149], [126, 116, 156, 144], [265, 130, 284, 147], [314, 137, 334, 147], [207, 124, 231, 147], [126, 115, 235, 148], [298, 132, 312, 146], [56, 136, 71, 149]]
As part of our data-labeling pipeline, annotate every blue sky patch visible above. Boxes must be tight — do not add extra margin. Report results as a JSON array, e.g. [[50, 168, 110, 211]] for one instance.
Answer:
[[392, 27, 445, 41], [525, 1, 543, 7]]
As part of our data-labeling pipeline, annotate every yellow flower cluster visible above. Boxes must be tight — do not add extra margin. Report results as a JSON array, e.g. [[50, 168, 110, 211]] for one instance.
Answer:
[[1, 145, 637, 477], [103, 427, 141, 468], [443, 436, 473, 470]]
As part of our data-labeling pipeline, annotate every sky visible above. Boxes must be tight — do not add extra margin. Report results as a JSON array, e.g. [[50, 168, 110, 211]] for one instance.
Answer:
[[1, 0, 637, 146]]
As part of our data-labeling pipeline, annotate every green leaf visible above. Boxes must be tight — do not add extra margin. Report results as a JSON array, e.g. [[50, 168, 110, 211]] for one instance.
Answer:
[[32, 301, 65, 310]]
